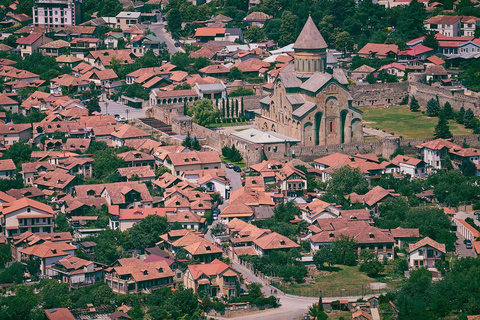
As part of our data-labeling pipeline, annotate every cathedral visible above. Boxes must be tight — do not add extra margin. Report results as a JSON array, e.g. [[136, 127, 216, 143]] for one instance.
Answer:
[[255, 16, 363, 146]]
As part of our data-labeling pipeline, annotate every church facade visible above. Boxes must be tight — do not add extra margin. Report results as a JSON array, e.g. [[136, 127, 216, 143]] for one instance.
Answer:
[[255, 17, 363, 146]]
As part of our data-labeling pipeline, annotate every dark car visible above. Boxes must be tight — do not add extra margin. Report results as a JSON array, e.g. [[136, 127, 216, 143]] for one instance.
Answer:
[[174, 42, 180, 47], [233, 166, 242, 172], [464, 239, 471, 244], [466, 241, 473, 249]]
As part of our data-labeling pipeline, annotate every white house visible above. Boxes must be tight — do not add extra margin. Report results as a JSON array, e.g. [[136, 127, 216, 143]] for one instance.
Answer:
[[20, 241, 76, 275], [391, 155, 426, 178], [416, 138, 460, 170], [378, 63, 406, 77], [0, 198, 55, 238], [301, 198, 342, 224], [425, 15, 462, 37], [407, 237, 446, 270]]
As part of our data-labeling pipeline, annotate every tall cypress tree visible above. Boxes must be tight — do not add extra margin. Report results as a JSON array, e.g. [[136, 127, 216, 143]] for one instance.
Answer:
[[183, 100, 187, 115], [226, 98, 230, 118], [235, 99, 239, 118], [222, 98, 225, 118], [434, 112, 452, 139], [241, 97, 244, 116], [456, 107, 465, 124]]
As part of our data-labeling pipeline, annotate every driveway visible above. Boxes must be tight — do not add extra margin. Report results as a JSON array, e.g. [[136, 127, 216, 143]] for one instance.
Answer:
[[100, 99, 145, 120], [455, 231, 475, 258], [225, 168, 242, 191], [148, 22, 184, 54]]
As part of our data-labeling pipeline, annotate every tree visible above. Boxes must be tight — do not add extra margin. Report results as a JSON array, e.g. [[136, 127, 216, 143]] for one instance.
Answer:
[[87, 97, 101, 115], [241, 97, 244, 116], [390, 147, 405, 160], [170, 52, 191, 71], [456, 107, 465, 124], [464, 108, 475, 128], [397, 0, 426, 40], [244, 26, 266, 43], [313, 245, 337, 270], [91, 148, 124, 181], [308, 297, 328, 320], [126, 215, 170, 250], [167, 8, 183, 34], [26, 259, 41, 280], [97, 0, 123, 17], [410, 95, 420, 112], [333, 235, 357, 266], [442, 101, 453, 119], [264, 18, 282, 43], [323, 166, 369, 206], [4, 285, 39, 319], [360, 260, 384, 277], [279, 11, 298, 46], [434, 112, 452, 139], [191, 137, 201, 151], [0, 243, 12, 266], [55, 213, 73, 234], [235, 99, 239, 118], [182, 131, 193, 148], [226, 98, 230, 118], [187, 99, 220, 126], [426, 98, 440, 117], [175, 83, 192, 91], [335, 31, 354, 54], [461, 160, 477, 176], [423, 31, 439, 50], [229, 67, 244, 80], [2, 140, 32, 168], [229, 87, 255, 97]]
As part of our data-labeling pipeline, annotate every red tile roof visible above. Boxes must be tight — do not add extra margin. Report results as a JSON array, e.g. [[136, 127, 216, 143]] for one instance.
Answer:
[[408, 236, 446, 253], [16, 34, 42, 45]]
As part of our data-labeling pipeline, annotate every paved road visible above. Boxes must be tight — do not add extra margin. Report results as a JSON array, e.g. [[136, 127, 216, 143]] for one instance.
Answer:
[[225, 168, 242, 191], [148, 22, 184, 54], [100, 99, 145, 120], [455, 231, 475, 258], [211, 261, 381, 320]]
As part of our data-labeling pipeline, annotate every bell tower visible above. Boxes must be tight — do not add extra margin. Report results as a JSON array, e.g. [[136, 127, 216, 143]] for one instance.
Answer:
[[293, 16, 328, 74]]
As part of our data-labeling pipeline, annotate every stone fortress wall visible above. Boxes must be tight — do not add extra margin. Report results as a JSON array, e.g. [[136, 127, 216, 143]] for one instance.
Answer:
[[148, 81, 480, 163]]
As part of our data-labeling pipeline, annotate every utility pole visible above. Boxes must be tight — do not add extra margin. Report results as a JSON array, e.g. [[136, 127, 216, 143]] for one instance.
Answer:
[[105, 101, 108, 115], [126, 109, 130, 122]]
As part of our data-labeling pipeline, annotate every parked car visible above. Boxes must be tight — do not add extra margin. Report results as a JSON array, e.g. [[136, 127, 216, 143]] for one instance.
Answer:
[[464, 238, 471, 244], [233, 166, 242, 172], [174, 42, 181, 47], [225, 163, 234, 169], [466, 241, 473, 249]]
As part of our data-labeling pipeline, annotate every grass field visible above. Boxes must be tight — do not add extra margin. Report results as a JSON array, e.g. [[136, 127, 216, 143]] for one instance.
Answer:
[[220, 156, 246, 168], [360, 105, 472, 138], [278, 264, 404, 298], [327, 311, 353, 319]]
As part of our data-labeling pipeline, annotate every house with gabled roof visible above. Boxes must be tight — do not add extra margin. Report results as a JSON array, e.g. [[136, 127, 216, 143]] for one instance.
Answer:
[[33, 168, 76, 194], [164, 150, 222, 177], [16, 33, 48, 58], [391, 155, 426, 178], [347, 186, 400, 213], [253, 232, 300, 256], [46, 255, 104, 289], [250, 160, 307, 195], [105, 257, 174, 294], [417, 138, 461, 170], [20, 240, 76, 274], [301, 198, 342, 224], [407, 237, 446, 270], [309, 217, 395, 259], [75, 181, 153, 209], [0, 159, 16, 180], [0, 197, 55, 238], [183, 259, 240, 297]]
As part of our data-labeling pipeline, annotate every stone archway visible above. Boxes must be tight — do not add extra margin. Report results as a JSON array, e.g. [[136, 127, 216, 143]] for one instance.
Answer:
[[303, 122, 313, 145], [351, 118, 362, 142]]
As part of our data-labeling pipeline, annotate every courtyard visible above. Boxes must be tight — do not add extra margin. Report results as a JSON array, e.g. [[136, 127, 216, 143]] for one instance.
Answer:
[[360, 105, 472, 139]]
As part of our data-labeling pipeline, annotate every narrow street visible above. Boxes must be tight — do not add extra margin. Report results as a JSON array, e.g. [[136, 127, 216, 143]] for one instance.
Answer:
[[148, 22, 185, 54]]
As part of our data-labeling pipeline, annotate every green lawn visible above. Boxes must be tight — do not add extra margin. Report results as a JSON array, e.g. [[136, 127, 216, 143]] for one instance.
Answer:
[[360, 105, 472, 138], [278, 264, 403, 298], [220, 156, 246, 169]]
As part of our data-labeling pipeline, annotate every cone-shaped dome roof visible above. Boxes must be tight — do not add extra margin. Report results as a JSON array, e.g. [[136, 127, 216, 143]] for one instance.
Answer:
[[293, 16, 327, 50]]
